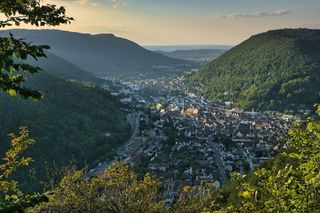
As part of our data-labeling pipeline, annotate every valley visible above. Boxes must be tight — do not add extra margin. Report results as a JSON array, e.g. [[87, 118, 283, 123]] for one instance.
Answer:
[[1, 25, 319, 211], [87, 73, 298, 206], [1, 28, 315, 197]]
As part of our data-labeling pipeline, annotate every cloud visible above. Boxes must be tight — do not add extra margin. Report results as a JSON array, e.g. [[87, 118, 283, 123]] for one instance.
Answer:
[[49, 0, 90, 4], [91, 1, 101, 7], [112, 0, 127, 9], [219, 9, 291, 19], [50, 0, 127, 8]]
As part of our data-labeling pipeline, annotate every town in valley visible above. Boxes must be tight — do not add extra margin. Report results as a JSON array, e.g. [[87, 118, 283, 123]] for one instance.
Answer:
[[88, 73, 306, 206]]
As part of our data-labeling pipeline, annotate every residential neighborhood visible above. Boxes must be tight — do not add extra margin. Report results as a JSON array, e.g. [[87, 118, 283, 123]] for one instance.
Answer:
[[93, 75, 301, 205]]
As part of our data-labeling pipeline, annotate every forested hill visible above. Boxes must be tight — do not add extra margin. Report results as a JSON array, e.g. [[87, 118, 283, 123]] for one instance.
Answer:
[[1, 29, 190, 78], [190, 28, 320, 111], [31, 51, 103, 84], [0, 73, 131, 191]]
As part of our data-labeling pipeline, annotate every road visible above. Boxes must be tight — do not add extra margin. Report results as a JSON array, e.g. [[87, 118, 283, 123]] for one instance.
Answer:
[[211, 143, 228, 185], [86, 112, 142, 178], [125, 112, 141, 148]]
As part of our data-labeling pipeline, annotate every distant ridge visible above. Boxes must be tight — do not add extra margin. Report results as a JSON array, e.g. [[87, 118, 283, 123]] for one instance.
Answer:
[[1, 29, 190, 78], [190, 28, 320, 111], [156, 49, 227, 63], [145, 44, 233, 52]]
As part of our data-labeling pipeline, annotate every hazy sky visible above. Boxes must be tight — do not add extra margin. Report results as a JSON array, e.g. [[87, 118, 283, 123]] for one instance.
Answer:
[[19, 0, 320, 45]]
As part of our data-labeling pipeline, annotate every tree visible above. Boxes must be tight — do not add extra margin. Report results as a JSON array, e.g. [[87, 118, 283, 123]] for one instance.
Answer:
[[38, 162, 167, 213], [0, 0, 72, 211], [0, 127, 47, 212], [173, 181, 222, 213], [0, 0, 73, 100], [0, 127, 34, 196]]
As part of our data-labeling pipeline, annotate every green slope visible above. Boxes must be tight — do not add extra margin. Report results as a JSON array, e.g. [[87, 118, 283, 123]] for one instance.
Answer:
[[0, 73, 130, 191], [31, 51, 103, 83], [190, 29, 320, 111]]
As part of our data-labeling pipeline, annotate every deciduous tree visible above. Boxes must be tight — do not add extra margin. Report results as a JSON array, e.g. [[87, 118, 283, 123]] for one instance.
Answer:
[[40, 162, 167, 213], [0, 0, 72, 100]]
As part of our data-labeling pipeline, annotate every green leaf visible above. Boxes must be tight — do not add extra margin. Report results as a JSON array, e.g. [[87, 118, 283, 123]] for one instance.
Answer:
[[242, 191, 251, 199], [7, 89, 17, 96]]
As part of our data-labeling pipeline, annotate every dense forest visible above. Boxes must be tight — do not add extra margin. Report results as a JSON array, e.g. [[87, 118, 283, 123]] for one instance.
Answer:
[[190, 29, 320, 111], [0, 73, 131, 191], [29, 51, 103, 84]]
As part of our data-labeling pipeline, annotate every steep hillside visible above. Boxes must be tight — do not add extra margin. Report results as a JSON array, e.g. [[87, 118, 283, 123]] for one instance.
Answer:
[[30, 51, 102, 83], [190, 29, 320, 111], [0, 73, 131, 191], [1, 29, 191, 78]]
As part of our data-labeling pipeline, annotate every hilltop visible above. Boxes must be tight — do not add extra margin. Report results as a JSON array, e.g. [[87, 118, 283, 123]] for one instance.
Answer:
[[190, 28, 320, 111], [1, 29, 191, 78]]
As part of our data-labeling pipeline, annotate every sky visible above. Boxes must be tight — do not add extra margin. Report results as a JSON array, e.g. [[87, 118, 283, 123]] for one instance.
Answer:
[[14, 0, 320, 45]]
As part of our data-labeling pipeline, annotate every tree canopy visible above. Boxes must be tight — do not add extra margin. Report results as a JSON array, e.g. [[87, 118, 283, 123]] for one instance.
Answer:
[[0, 127, 48, 212], [190, 29, 320, 111], [0, 127, 34, 197], [39, 162, 166, 213], [0, 0, 73, 211], [0, 0, 72, 100], [0, 73, 131, 192]]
